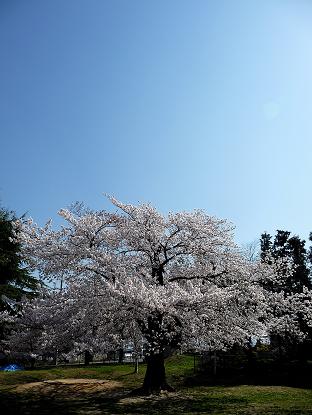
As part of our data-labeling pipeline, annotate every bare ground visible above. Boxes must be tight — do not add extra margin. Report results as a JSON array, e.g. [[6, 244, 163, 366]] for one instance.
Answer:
[[14, 378, 122, 393]]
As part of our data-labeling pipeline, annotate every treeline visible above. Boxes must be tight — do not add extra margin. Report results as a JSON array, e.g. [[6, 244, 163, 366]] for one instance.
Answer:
[[259, 230, 312, 362]]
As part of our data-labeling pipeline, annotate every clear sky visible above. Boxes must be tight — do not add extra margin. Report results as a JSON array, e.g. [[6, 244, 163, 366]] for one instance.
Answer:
[[1, 0, 312, 244]]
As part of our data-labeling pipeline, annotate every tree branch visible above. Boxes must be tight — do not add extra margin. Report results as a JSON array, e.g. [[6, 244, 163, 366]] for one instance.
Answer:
[[168, 270, 227, 283]]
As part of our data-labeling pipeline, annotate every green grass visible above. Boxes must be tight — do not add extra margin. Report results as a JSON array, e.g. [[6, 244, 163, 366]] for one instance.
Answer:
[[0, 362, 141, 386], [0, 355, 312, 414]]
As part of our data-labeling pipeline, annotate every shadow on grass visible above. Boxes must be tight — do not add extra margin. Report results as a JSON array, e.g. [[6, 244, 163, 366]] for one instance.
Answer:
[[0, 386, 248, 415], [184, 361, 312, 390], [1, 382, 312, 415]]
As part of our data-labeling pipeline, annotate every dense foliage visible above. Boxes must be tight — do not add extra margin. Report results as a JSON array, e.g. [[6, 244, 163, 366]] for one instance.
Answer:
[[260, 230, 312, 360], [0, 208, 39, 315]]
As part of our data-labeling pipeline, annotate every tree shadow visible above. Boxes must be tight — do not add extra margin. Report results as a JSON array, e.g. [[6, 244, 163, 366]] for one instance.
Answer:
[[1, 383, 311, 415], [0, 382, 123, 415], [184, 360, 312, 389], [0, 381, 248, 415]]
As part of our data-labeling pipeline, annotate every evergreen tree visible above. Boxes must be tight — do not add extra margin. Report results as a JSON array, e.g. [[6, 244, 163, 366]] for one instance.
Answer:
[[260, 230, 311, 293], [260, 232, 272, 262], [260, 230, 312, 360], [308, 232, 312, 271], [287, 235, 311, 292], [0, 208, 39, 315]]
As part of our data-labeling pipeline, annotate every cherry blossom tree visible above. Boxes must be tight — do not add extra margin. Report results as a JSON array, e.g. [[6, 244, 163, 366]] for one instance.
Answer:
[[15, 197, 274, 394]]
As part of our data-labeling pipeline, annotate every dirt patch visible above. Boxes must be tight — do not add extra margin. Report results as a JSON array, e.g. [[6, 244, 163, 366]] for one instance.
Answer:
[[14, 378, 122, 394], [44, 379, 116, 385], [119, 390, 181, 405]]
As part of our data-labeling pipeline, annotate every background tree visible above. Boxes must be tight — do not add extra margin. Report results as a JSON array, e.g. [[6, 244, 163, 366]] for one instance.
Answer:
[[0, 208, 39, 314], [260, 230, 311, 293], [241, 239, 260, 262], [260, 230, 312, 360], [308, 232, 312, 276]]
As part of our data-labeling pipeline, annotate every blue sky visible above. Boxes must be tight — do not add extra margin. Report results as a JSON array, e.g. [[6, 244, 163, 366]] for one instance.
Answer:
[[1, 0, 312, 244]]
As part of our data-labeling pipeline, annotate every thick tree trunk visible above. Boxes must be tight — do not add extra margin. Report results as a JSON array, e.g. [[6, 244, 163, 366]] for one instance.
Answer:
[[133, 353, 174, 395], [118, 348, 124, 364], [84, 350, 93, 365]]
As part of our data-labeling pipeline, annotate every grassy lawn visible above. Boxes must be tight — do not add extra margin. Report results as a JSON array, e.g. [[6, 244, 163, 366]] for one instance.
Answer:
[[0, 355, 312, 414]]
